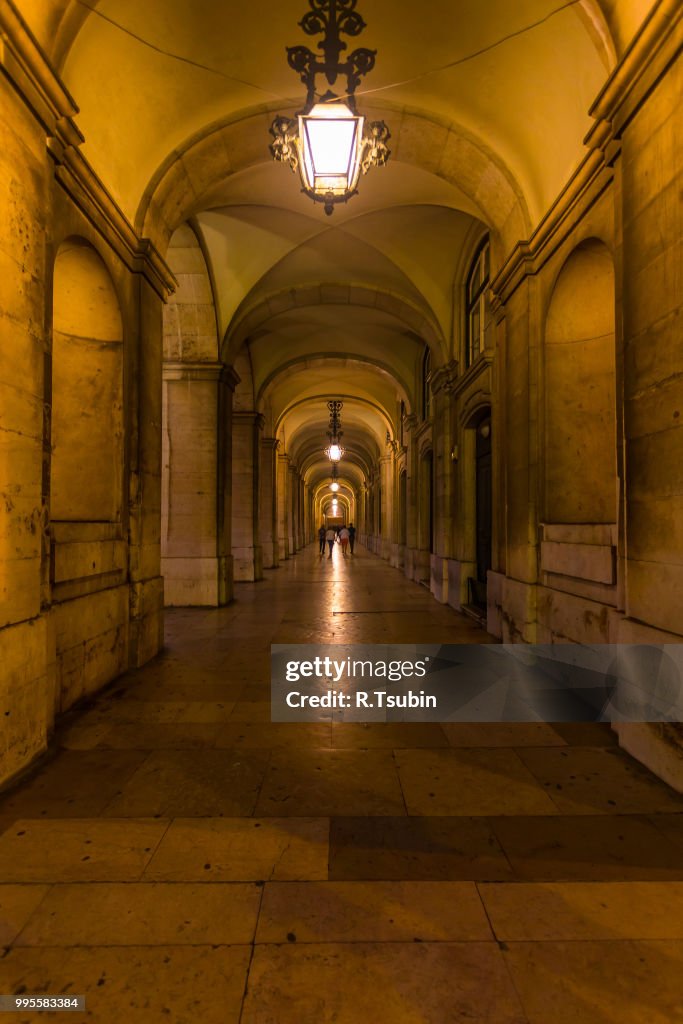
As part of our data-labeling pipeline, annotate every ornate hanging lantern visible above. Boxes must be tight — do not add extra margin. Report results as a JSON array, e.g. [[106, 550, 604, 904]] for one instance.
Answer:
[[324, 399, 345, 462], [270, 0, 391, 215]]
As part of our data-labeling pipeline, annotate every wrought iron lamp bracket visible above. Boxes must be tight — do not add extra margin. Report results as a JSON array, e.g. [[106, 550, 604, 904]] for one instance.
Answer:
[[270, 0, 390, 214]]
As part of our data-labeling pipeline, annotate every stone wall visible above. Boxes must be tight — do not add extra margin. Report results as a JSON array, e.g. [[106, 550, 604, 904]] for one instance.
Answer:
[[0, 10, 171, 786]]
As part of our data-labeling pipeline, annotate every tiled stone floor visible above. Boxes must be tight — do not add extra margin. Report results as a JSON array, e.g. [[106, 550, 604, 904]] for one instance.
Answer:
[[1, 544, 682, 1022]]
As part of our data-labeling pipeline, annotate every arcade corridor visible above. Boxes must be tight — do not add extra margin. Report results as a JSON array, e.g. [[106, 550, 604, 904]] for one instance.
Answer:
[[1, 0, 682, 1019], [0, 545, 682, 1022]]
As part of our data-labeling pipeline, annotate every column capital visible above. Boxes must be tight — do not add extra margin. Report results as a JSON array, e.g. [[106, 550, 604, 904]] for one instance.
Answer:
[[163, 361, 223, 382], [430, 360, 459, 395], [234, 411, 266, 430], [220, 365, 241, 391], [261, 436, 280, 451]]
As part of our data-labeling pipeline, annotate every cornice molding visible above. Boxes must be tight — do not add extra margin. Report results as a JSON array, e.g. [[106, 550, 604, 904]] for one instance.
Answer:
[[53, 150, 176, 300], [587, 0, 682, 152], [0, 0, 175, 301], [430, 360, 459, 395], [0, 0, 78, 134], [491, 0, 681, 309], [451, 352, 493, 402], [163, 361, 223, 382], [491, 151, 613, 307]]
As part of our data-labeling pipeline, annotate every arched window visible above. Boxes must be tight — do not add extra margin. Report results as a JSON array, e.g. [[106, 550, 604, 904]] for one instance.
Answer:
[[466, 236, 491, 368], [422, 346, 432, 420]]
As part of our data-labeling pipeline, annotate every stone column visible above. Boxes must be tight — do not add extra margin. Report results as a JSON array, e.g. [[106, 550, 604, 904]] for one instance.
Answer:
[[232, 412, 264, 582], [259, 437, 280, 568], [129, 278, 165, 661], [161, 362, 228, 605], [217, 366, 240, 604], [403, 413, 419, 580], [429, 363, 457, 602], [277, 453, 290, 560], [379, 454, 393, 560], [288, 463, 299, 554], [0, 63, 53, 783]]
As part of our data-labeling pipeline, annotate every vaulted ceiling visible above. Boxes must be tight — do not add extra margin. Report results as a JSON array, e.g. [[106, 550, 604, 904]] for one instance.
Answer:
[[22, 0, 651, 496]]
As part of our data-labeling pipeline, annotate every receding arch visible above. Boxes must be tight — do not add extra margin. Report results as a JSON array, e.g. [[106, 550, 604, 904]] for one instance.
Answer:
[[226, 284, 445, 368], [137, 108, 530, 254]]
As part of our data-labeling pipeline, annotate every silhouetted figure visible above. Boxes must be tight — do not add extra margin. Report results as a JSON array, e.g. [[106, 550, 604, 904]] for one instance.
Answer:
[[348, 523, 356, 554]]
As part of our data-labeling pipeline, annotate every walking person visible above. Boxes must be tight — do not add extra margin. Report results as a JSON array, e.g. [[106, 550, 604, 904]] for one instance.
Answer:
[[348, 523, 356, 555], [318, 523, 326, 556], [325, 525, 336, 559], [339, 524, 350, 556]]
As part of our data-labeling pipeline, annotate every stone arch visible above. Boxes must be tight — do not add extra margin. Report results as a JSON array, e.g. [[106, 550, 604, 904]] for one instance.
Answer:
[[136, 107, 531, 255], [163, 223, 219, 364], [544, 237, 616, 524], [224, 283, 445, 368], [52, 236, 124, 522]]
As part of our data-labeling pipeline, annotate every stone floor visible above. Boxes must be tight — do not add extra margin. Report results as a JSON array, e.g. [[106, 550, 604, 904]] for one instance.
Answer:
[[1, 544, 682, 1022]]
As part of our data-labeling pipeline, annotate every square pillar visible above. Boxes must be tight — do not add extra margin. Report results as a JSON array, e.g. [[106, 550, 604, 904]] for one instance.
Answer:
[[260, 437, 280, 568], [232, 412, 264, 581], [277, 453, 290, 560]]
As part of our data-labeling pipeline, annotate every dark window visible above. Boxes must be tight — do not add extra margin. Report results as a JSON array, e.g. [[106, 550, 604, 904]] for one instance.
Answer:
[[466, 237, 492, 368]]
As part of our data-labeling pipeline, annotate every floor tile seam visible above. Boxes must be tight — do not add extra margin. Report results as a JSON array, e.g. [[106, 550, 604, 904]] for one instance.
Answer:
[[8, 937, 552, 950], [3, 883, 55, 948], [494, 928, 535, 1024], [391, 749, 410, 817], [137, 817, 180, 881], [94, 751, 158, 819], [1, 939, 560, 949], [480, 816, 517, 880], [0, 880, 270, 888]]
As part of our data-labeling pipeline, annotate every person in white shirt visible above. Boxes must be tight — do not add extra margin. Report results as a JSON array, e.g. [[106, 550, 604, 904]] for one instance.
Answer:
[[339, 525, 350, 556], [325, 527, 336, 558]]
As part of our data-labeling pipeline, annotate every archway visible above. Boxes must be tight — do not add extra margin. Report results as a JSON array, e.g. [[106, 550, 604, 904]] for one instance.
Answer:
[[52, 238, 123, 523], [544, 238, 616, 524], [51, 236, 126, 709]]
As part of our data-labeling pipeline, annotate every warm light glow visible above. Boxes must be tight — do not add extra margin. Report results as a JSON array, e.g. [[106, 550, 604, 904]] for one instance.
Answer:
[[330, 481, 340, 492], [327, 443, 342, 462], [299, 104, 363, 198]]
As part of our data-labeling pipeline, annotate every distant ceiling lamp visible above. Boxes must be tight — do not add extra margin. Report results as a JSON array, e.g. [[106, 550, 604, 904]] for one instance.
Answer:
[[330, 463, 340, 492], [270, 0, 391, 215], [325, 399, 345, 462]]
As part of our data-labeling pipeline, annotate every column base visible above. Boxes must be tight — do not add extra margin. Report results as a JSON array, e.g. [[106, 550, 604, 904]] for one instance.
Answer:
[[0, 614, 54, 786], [129, 576, 164, 668]]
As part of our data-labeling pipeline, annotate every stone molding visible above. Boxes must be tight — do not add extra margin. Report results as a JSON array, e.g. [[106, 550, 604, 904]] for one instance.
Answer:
[[430, 360, 459, 396], [587, 0, 682, 155], [234, 411, 266, 431], [491, 0, 681, 309], [451, 352, 493, 403], [163, 361, 223, 382], [0, 0, 175, 300]]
